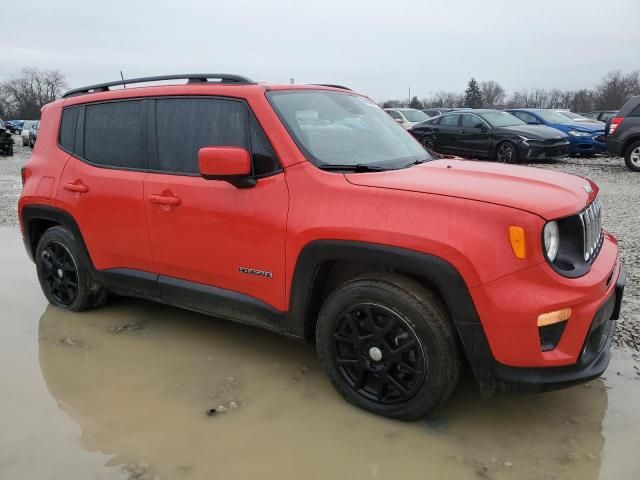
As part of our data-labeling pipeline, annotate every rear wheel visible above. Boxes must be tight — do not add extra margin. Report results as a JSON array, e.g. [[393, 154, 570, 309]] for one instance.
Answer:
[[624, 141, 640, 172], [496, 141, 518, 163], [316, 273, 460, 421], [420, 135, 436, 150], [35, 226, 108, 311]]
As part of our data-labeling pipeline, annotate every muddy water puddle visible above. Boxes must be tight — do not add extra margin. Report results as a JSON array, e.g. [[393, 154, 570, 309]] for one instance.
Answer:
[[1, 227, 639, 480]]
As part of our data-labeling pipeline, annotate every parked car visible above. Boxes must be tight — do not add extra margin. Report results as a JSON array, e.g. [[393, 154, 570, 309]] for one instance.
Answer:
[[507, 109, 606, 156], [5, 119, 25, 134], [19, 73, 625, 420], [0, 119, 15, 156], [582, 110, 618, 123], [28, 121, 40, 148], [606, 95, 640, 171], [410, 110, 569, 163], [384, 108, 430, 129], [21, 120, 38, 146], [555, 110, 603, 124]]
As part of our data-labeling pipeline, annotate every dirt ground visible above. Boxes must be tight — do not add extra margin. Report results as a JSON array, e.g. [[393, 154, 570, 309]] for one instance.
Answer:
[[1, 136, 640, 479]]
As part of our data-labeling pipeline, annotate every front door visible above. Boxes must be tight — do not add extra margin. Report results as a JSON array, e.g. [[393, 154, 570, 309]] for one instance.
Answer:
[[143, 97, 289, 314], [432, 113, 460, 153]]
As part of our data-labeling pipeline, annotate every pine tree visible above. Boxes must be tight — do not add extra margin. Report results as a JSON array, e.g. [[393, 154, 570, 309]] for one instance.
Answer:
[[464, 78, 483, 108]]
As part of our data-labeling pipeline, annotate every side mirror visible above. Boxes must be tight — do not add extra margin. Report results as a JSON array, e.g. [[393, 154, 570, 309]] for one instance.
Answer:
[[198, 146, 255, 188], [475, 123, 488, 131]]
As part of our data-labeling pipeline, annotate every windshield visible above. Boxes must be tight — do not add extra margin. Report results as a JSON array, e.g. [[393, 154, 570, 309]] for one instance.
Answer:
[[478, 112, 525, 127], [536, 110, 577, 124], [401, 110, 429, 122], [267, 91, 433, 169]]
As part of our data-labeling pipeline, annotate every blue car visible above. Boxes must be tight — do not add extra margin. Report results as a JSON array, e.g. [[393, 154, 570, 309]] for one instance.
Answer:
[[507, 109, 606, 156]]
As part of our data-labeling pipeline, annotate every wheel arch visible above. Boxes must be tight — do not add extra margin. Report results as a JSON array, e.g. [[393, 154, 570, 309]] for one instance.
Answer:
[[21, 204, 92, 267], [287, 240, 483, 342], [622, 133, 640, 155]]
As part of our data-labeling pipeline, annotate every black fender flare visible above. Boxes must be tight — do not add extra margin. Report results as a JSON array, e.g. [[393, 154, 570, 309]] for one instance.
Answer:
[[20, 204, 93, 267]]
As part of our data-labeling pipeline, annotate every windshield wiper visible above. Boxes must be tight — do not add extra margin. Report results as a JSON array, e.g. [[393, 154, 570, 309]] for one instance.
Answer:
[[403, 158, 433, 167], [318, 163, 387, 172]]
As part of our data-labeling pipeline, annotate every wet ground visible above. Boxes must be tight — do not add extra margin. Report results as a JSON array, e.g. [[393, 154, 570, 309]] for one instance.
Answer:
[[1, 226, 640, 479]]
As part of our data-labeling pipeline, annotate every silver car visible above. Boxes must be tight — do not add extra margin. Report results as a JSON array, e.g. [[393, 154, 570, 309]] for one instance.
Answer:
[[21, 120, 38, 146]]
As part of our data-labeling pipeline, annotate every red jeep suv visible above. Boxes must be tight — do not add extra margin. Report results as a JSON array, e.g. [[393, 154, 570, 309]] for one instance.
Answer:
[[19, 74, 626, 420]]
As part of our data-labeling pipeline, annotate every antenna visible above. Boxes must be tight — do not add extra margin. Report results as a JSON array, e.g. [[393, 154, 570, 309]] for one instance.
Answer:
[[120, 71, 126, 88]]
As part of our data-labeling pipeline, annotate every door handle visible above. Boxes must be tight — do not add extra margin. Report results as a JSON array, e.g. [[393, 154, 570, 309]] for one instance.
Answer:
[[458, 129, 466, 134], [148, 194, 181, 206], [63, 182, 89, 193]]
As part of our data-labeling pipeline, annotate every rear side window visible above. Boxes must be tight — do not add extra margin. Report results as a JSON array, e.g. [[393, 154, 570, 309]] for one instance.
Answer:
[[440, 114, 459, 126], [629, 105, 640, 117], [59, 107, 79, 152], [84, 101, 147, 169]]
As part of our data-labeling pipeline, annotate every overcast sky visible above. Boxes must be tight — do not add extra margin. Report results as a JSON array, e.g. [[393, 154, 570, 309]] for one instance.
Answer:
[[2, 0, 639, 101]]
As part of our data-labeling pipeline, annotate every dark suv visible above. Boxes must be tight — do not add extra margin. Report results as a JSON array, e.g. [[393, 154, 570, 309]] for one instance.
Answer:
[[607, 96, 640, 171], [0, 119, 14, 156]]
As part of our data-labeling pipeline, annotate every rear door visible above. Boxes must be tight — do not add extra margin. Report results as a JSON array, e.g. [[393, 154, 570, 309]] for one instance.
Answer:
[[56, 100, 155, 273], [143, 97, 289, 312], [432, 114, 460, 152]]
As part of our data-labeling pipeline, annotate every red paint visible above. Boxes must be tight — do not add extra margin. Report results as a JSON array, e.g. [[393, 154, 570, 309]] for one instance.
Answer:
[[19, 81, 621, 371]]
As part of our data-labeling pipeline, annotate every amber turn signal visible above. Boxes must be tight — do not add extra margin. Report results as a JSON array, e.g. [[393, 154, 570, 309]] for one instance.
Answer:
[[509, 226, 526, 259], [537, 308, 572, 327]]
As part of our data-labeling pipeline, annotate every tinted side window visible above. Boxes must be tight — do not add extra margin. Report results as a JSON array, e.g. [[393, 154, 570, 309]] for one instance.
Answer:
[[462, 114, 482, 128], [249, 116, 280, 176], [59, 107, 79, 152], [440, 114, 459, 126], [387, 110, 402, 120], [155, 98, 248, 174], [84, 101, 146, 168], [629, 105, 640, 117]]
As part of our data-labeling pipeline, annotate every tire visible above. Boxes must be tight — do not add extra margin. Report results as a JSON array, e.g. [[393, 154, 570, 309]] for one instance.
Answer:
[[420, 135, 436, 150], [316, 273, 460, 421], [22, 138, 28, 146], [496, 141, 518, 163], [7, 145, 13, 156], [624, 140, 640, 172], [35, 226, 108, 311]]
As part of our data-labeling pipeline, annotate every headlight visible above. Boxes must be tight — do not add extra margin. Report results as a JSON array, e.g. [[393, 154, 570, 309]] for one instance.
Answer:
[[567, 130, 590, 137], [543, 221, 560, 262], [517, 135, 532, 143]]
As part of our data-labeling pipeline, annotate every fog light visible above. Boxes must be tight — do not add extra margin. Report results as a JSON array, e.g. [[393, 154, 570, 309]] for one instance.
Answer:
[[537, 308, 572, 327], [539, 321, 568, 351]]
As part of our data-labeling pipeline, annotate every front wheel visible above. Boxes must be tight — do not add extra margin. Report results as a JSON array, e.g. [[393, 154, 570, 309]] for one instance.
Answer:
[[316, 273, 460, 421], [624, 141, 640, 172], [496, 141, 518, 163]]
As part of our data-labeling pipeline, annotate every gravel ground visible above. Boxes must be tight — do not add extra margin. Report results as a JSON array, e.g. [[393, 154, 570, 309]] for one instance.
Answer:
[[1, 135, 638, 350]]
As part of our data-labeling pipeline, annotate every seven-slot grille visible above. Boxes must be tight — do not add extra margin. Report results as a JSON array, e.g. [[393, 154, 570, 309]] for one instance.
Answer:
[[578, 198, 603, 262]]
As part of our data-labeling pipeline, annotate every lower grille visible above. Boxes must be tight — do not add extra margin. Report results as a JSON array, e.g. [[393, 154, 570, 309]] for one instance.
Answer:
[[578, 198, 603, 262]]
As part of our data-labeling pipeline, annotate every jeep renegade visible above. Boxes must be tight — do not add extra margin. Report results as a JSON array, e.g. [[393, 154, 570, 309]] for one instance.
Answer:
[[19, 74, 626, 420]]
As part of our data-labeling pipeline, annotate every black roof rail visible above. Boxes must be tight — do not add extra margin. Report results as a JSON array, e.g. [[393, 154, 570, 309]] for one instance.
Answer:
[[62, 73, 255, 98], [309, 83, 352, 91]]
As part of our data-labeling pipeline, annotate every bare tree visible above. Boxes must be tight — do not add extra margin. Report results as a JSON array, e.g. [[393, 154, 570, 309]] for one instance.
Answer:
[[1, 67, 68, 119], [593, 70, 640, 110], [480, 81, 505, 107]]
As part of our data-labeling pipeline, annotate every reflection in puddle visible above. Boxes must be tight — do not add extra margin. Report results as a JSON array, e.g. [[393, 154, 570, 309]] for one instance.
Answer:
[[37, 298, 621, 480]]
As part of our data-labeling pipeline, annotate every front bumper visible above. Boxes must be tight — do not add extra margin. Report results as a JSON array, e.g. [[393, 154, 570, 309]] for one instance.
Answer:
[[568, 135, 607, 155], [458, 233, 624, 393], [520, 141, 570, 160]]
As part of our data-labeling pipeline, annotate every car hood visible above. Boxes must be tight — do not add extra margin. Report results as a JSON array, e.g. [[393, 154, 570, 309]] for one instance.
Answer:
[[345, 160, 597, 220], [550, 122, 604, 133], [495, 124, 568, 139]]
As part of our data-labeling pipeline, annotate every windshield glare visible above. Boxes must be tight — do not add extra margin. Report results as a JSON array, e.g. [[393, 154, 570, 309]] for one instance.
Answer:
[[536, 110, 577, 124], [268, 91, 432, 168], [557, 111, 587, 121], [401, 109, 429, 122], [479, 112, 525, 127]]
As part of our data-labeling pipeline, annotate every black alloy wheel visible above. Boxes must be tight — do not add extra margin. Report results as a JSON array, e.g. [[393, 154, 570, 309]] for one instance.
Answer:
[[420, 135, 435, 150], [40, 241, 79, 306], [333, 303, 426, 404], [496, 141, 517, 163]]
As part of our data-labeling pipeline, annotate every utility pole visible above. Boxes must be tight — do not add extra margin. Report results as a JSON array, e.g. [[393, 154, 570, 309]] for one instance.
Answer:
[[408, 85, 411, 106]]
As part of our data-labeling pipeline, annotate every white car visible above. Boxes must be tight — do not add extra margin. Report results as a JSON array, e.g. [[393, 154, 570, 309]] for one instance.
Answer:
[[21, 120, 38, 146], [384, 108, 430, 129]]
